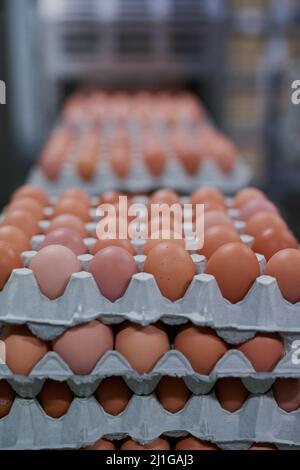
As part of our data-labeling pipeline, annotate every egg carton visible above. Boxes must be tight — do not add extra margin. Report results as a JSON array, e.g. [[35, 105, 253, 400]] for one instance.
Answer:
[[27, 158, 252, 195], [3, 247, 300, 343], [2, 342, 300, 398], [0, 392, 299, 450]]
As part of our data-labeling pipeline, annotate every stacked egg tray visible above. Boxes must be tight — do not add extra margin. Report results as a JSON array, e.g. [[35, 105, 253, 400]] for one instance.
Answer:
[[1, 196, 300, 449]]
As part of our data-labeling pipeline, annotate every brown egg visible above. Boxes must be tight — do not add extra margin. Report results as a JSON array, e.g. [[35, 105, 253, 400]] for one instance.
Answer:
[[99, 191, 123, 205], [174, 326, 228, 375], [148, 189, 180, 207], [143, 237, 185, 256], [52, 321, 114, 375], [190, 187, 225, 207], [156, 377, 190, 413], [121, 437, 171, 451], [175, 437, 219, 450], [59, 189, 90, 208], [206, 242, 260, 303], [203, 201, 227, 213], [203, 211, 234, 230], [265, 249, 300, 303], [92, 239, 135, 256], [0, 241, 23, 290], [252, 229, 298, 261], [236, 333, 284, 372], [0, 226, 31, 254], [38, 380, 74, 418], [1, 325, 49, 375], [244, 212, 287, 238], [95, 377, 132, 415], [215, 149, 237, 174], [1, 209, 40, 238], [11, 185, 50, 207], [199, 226, 241, 259], [215, 378, 249, 412], [273, 378, 300, 412], [52, 198, 90, 223], [110, 146, 132, 179], [143, 142, 167, 177], [76, 155, 98, 181], [8, 197, 44, 221], [115, 323, 170, 374], [233, 187, 266, 209], [0, 381, 16, 417], [248, 444, 277, 450], [82, 439, 117, 451], [144, 243, 195, 301], [46, 214, 88, 238]]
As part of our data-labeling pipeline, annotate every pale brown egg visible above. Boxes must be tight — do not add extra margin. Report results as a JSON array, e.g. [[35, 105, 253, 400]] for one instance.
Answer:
[[38, 380, 74, 418], [236, 333, 284, 372], [76, 155, 98, 182], [46, 214, 88, 238], [0, 241, 23, 290], [99, 191, 123, 205], [144, 243, 195, 301], [121, 437, 171, 450], [115, 323, 170, 374], [0, 381, 16, 417], [8, 197, 44, 221], [82, 439, 117, 451], [264, 249, 300, 303], [95, 377, 132, 415], [40, 228, 86, 256], [233, 187, 266, 209], [206, 242, 260, 303], [148, 189, 180, 207], [190, 187, 226, 208], [11, 185, 50, 207], [59, 189, 91, 208], [156, 377, 190, 413], [143, 141, 167, 177], [1, 325, 49, 375], [110, 146, 132, 179], [175, 437, 219, 450], [92, 239, 135, 256], [244, 212, 287, 238], [203, 211, 234, 230], [273, 378, 300, 412], [174, 325, 228, 375], [215, 378, 249, 412], [0, 226, 31, 254], [199, 226, 241, 259], [52, 198, 91, 223], [1, 209, 40, 238]]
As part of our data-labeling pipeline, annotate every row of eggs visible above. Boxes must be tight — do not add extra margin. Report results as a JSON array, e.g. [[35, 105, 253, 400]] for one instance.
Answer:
[[0, 322, 288, 376]]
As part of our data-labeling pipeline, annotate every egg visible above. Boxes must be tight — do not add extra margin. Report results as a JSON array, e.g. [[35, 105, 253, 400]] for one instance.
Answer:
[[91, 239, 135, 256], [156, 377, 190, 413], [0, 241, 23, 290], [11, 185, 50, 207], [176, 142, 201, 176], [0, 226, 31, 254], [234, 187, 266, 209], [190, 187, 226, 207], [59, 189, 90, 207], [38, 380, 74, 418], [115, 323, 170, 374], [215, 378, 249, 412], [203, 201, 227, 213], [206, 242, 260, 303], [1, 325, 49, 375], [174, 325, 228, 375], [95, 377, 132, 415], [40, 155, 64, 182], [52, 321, 113, 375], [236, 333, 284, 372], [203, 211, 234, 230], [143, 243, 195, 301], [240, 198, 279, 222], [143, 237, 185, 256], [143, 142, 167, 177], [30, 245, 81, 299], [76, 155, 98, 181], [148, 189, 180, 207], [252, 229, 298, 261], [0, 381, 16, 417], [52, 198, 90, 223], [110, 146, 132, 179], [215, 149, 237, 174], [120, 437, 171, 451], [175, 437, 218, 450], [244, 212, 287, 238], [40, 228, 86, 256], [82, 439, 117, 451], [264, 249, 300, 303], [88, 247, 138, 301], [8, 197, 44, 221], [199, 226, 241, 259], [46, 214, 88, 238], [248, 444, 277, 451], [273, 379, 300, 412], [1, 209, 39, 238], [99, 191, 123, 205]]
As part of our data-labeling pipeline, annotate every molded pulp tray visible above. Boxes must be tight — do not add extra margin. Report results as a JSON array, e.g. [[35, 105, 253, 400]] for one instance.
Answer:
[[0, 392, 299, 450]]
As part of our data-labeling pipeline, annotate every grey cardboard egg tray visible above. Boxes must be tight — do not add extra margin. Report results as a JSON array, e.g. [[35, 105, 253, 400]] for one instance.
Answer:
[[0, 391, 299, 450]]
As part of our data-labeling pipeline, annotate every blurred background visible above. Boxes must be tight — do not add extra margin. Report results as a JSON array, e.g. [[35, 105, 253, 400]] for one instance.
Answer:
[[1, 0, 300, 233]]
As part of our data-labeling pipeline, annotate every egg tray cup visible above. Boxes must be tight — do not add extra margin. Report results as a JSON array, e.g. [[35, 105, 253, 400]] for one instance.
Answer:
[[27, 158, 252, 195], [1, 342, 300, 398], [0, 391, 299, 450], [2, 247, 300, 344]]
